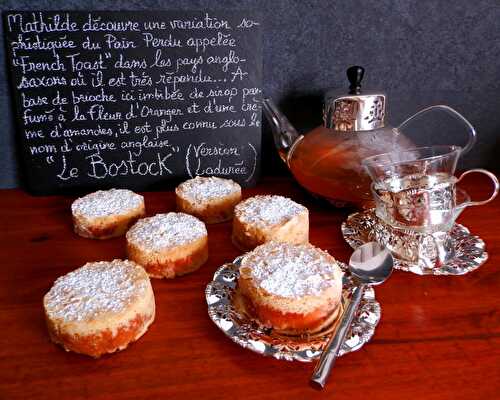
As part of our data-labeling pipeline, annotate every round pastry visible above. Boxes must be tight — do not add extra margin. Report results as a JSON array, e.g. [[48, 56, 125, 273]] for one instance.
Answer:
[[126, 213, 208, 279], [71, 189, 145, 239], [238, 241, 344, 334], [232, 195, 309, 251], [175, 176, 242, 224], [43, 260, 155, 358]]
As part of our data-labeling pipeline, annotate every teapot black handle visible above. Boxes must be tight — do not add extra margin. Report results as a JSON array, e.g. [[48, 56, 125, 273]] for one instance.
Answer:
[[347, 66, 364, 95]]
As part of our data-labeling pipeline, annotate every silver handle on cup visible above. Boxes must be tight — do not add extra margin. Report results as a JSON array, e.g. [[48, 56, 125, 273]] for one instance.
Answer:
[[457, 169, 499, 207], [398, 105, 477, 155]]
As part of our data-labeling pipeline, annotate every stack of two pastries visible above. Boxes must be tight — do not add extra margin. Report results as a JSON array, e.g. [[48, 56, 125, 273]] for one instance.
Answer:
[[229, 194, 343, 334]]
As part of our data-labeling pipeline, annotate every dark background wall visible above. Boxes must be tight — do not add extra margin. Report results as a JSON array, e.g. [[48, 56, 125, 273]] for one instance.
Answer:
[[1, 0, 499, 188]]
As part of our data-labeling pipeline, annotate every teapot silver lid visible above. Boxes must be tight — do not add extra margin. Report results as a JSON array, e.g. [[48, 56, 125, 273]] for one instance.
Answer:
[[323, 66, 386, 131]]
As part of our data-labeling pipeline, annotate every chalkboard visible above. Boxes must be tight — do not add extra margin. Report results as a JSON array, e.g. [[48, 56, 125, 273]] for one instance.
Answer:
[[3, 10, 262, 194]]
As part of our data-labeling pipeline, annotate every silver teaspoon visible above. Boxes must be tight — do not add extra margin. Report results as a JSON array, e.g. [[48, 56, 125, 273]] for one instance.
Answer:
[[310, 242, 394, 389]]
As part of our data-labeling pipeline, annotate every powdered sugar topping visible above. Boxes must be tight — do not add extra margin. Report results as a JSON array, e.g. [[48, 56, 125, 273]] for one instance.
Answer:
[[177, 176, 240, 202], [72, 189, 143, 219], [235, 195, 306, 227], [241, 242, 342, 298], [126, 213, 207, 250], [44, 260, 149, 322]]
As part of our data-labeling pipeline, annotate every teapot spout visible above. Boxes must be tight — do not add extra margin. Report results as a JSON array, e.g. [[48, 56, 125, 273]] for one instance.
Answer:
[[262, 98, 301, 163]]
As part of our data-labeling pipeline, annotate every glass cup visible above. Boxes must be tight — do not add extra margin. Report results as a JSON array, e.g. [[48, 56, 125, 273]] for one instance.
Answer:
[[362, 145, 499, 269], [362, 145, 463, 187], [371, 169, 499, 233]]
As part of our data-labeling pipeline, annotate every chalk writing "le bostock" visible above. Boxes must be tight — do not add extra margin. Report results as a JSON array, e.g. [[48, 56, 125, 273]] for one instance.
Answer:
[[57, 150, 176, 180]]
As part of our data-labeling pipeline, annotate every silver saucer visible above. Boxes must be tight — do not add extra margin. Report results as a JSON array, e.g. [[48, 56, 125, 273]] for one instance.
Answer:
[[341, 209, 488, 276], [206, 256, 381, 362]]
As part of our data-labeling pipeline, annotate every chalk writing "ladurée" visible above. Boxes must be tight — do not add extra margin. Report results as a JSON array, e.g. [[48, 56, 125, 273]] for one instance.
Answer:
[[185, 142, 257, 182]]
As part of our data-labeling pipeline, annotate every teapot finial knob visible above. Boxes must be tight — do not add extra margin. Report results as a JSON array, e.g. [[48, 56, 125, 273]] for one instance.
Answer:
[[347, 66, 364, 95]]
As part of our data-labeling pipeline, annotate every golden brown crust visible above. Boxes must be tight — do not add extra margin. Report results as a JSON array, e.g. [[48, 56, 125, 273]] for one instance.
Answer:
[[232, 205, 309, 251], [239, 292, 341, 334], [239, 277, 340, 333], [175, 177, 242, 224], [46, 311, 154, 358], [73, 209, 145, 239], [176, 191, 241, 223], [127, 235, 209, 279], [237, 242, 343, 333], [72, 196, 145, 240], [44, 260, 155, 358]]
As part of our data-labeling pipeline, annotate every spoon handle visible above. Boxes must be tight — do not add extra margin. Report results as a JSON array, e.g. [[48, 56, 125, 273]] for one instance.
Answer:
[[310, 284, 365, 389]]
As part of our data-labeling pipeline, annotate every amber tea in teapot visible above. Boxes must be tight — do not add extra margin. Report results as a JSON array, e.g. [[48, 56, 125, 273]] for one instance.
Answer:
[[263, 66, 477, 209]]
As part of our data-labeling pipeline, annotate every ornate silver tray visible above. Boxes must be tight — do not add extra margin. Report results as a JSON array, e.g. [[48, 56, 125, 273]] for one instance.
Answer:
[[341, 209, 488, 276], [205, 256, 381, 362]]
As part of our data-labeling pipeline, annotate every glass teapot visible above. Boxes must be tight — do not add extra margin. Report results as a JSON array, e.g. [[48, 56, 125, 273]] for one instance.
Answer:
[[263, 66, 477, 208]]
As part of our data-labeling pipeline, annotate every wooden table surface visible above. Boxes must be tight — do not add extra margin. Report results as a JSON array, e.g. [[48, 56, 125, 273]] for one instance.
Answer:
[[0, 177, 499, 400]]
